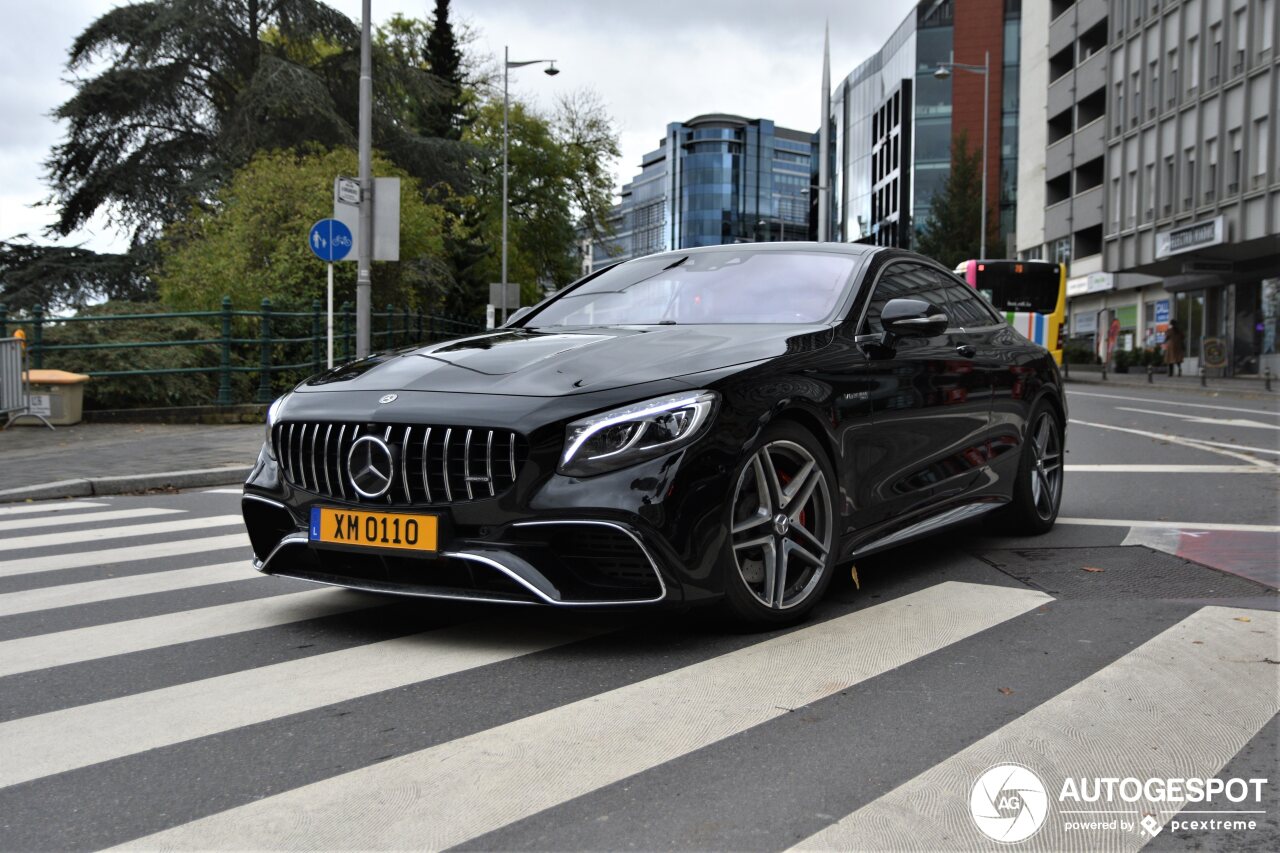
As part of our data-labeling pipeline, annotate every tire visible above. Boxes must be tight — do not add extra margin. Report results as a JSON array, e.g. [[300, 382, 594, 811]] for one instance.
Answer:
[[719, 421, 839, 629], [995, 400, 1064, 535]]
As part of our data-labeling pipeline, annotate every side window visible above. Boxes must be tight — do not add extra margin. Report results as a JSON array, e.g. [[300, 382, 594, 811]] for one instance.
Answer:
[[861, 263, 951, 334], [937, 272, 1003, 328]]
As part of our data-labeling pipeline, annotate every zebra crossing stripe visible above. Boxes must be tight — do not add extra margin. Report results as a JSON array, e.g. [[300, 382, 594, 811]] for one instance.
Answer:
[[0, 589, 380, 678], [0, 501, 109, 517], [791, 605, 1280, 852], [0, 532, 249, 578], [0, 515, 243, 553], [120, 580, 1051, 851], [0, 561, 253, 618], [0, 621, 603, 788], [0, 507, 184, 533]]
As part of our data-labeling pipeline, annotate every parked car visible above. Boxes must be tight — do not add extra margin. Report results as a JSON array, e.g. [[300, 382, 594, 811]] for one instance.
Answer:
[[243, 243, 1065, 627]]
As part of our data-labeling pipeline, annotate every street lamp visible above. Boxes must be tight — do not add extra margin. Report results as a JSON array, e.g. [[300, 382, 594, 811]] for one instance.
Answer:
[[502, 47, 559, 324], [934, 51, 990, 260]]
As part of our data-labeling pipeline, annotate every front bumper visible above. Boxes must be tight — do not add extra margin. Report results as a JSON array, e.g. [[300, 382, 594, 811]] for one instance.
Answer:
[[241, 436, 732, 608]]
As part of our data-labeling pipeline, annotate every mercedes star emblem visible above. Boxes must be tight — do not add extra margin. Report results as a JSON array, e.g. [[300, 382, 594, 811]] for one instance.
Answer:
[[347, 435, 395, 498], [379, 394, 398, 404]]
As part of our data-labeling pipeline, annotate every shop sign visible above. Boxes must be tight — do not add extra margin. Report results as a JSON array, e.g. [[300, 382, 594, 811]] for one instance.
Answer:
[[1066, 272, 1114, 297], [1202, 337, 1229, 369], [1154, 300, 1170, 323], [1155, 215, 1226, 259], [1074, 312, 1098, 334]]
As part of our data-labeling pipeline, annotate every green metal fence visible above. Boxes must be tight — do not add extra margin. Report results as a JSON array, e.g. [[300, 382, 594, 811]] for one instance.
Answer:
[[0, 299, 483, 405]]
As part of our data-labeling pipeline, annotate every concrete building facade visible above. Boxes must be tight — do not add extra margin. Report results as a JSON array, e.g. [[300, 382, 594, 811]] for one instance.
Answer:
[[1022, 0, 1279, 376]]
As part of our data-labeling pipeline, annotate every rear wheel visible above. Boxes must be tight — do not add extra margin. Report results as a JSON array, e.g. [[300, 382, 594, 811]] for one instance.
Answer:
[[997, 401, 1064, 535], [720, 422, 837, 628]]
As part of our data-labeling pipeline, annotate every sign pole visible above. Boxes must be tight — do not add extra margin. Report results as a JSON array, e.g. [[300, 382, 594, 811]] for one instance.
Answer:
[[326, 263, 334, 368]]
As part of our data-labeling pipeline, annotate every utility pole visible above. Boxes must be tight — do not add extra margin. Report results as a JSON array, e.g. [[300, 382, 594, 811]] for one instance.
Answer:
[[355, 0, 373, 357], [817, 22, 831, 242]]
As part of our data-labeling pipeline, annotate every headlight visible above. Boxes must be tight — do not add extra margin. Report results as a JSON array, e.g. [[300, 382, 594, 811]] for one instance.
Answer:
[[558, 390, 717, 477], [263, 394, 290, 460]]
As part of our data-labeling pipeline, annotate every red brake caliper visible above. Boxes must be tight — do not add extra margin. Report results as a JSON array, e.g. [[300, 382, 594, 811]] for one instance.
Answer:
[[777, 470, 807, 528]]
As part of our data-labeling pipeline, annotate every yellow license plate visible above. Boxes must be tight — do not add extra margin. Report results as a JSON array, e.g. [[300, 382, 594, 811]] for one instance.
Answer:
[[309, 507, 438, 553]]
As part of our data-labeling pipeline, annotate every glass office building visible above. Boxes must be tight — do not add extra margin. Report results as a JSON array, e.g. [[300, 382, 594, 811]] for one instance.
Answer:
[[590, 114, 813, 266], [825, 0, 1022, 251]]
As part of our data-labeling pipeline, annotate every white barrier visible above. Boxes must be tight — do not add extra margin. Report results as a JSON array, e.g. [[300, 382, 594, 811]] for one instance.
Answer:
[[1, 338, 53, 430]]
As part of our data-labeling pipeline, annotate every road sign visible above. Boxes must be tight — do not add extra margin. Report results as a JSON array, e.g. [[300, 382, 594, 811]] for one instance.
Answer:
[[308, 219, 353, 263], [333, 177, 400, 261], [336, 177, 361, 205]]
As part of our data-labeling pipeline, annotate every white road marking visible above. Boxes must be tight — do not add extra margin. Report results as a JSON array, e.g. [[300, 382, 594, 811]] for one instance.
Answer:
[[0, 589, 380, 678], [791, 606, 1280, 852], [0, 501, 109, 517], [1068, 419, 1280, 468], [1114, 406, 1280, 431], [0, 507, 184, 533], [1059, 517, 1280, 533], [1067, 389, 1280, 417], [202, 488, 243, 494], [0, 621, 603, 788], [0, 533, 249, 579], [0, 561, 253, 618], [1064, 464, 1273, 473], [0, 515, 243, 553], [120, 581, 1051, 851]]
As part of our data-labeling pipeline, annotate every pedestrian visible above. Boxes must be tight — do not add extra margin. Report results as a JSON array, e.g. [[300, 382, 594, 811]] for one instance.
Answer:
[[1164, 319, 1186, 376]]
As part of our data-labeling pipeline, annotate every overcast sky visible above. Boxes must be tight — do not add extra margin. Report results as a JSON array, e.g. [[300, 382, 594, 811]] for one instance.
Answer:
[[0, 0, 917, 253]]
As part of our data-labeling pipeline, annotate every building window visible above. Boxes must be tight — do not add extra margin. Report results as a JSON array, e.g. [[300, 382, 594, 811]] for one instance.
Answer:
[[1262, 0, 1275, 55], [1234, 8, 1248, 72], [1054, 237, 1071, 266], [1111, 176, 1122, 230], [1163, 155, 1175, 214], [1230, 128, 1243, 192], [1114, 82, 1125, 133], [1128, 168, 1138, 226], [1205, 138, 1218, 202], [1255, 118, 1271, 186], [1187, 34, 1200, 92], [1183, 147, 1196, 209], [1131, 71, 1142, 123], [1145, 162, 1156, 217], [1148, 60, 1159, 116], [1167, 49, 1179, 105], [1210, 23, 1222, 85]]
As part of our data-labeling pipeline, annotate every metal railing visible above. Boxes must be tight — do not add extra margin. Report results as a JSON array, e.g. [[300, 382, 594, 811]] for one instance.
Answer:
[[0, 299, 484, 406]]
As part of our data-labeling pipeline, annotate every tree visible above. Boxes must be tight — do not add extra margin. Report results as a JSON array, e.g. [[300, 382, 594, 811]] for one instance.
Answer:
[[0, 240, 150, 313], [463, 99, 579, 306], [423, 0, 466, 141], [914, 130, 1005, 268], [45, 0, 465, 244], [554, 89, 621, 248], [155, 147, 452, 312]]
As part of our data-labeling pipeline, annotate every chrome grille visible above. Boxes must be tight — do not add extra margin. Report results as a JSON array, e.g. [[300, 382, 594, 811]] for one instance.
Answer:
[[273, 421, 527, 505]]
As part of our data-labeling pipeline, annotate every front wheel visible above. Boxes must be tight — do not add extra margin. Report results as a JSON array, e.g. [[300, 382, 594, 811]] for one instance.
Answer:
[[997, 402, 1064, 535], [719, 422, 838, 629]]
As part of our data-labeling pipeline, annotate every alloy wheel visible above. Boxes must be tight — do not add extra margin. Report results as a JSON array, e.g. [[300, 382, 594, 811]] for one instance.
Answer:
[[730, 440, 833, 610], [1028, 412, 1063, 521]]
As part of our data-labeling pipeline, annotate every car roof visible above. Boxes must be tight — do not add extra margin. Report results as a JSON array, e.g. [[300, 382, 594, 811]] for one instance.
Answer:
[[618, 242, 887, 267]]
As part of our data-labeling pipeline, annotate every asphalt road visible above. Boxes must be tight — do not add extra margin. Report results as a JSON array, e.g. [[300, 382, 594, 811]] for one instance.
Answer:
[[0, 383, 1276, 852]]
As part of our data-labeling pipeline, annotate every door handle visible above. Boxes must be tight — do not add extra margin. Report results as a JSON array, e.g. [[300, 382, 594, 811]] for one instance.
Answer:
[[955, 344, 976, 358]]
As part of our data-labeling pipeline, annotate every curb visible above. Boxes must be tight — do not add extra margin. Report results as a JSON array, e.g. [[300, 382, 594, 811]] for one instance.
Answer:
[[0, 465, 251, 503], [1064, 374, 1275, 401]]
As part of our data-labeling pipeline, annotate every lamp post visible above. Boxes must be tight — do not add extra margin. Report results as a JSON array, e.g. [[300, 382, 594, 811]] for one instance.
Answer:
[[756, 218, 784, 242], [502, 47, 559, 324], [934, 51, 990, 260]]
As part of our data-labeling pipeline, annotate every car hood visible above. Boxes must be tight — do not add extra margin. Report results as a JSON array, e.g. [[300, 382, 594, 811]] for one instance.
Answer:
[[300, 325, 830, 397]]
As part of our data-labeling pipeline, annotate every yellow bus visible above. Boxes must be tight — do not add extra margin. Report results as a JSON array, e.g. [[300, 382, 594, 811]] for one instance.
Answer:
[[954, 260, 1066, 365]]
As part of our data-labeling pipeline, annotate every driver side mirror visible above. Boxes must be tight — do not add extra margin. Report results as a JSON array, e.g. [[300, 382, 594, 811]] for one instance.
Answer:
[[880, 298, 948, 338]]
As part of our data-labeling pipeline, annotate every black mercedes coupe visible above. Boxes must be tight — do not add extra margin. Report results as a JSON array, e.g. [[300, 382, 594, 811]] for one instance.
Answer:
[[243, 243, 1065, 626]]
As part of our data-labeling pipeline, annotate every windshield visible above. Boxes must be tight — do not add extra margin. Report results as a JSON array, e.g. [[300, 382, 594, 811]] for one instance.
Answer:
[[524, 250, 858, 327]]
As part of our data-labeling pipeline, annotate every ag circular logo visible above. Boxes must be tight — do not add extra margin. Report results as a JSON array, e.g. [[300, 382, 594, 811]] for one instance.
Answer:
[[347, 435, 395, 498], [970, 764, 1049, 843], [379, 394, 398, 404]]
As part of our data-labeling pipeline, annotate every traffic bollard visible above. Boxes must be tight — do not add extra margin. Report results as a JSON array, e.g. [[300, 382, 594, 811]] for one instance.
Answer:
[[1200, 366, 1207, 387], [1266, 368, 1273, 392], [1147, 364, 1153, 383]]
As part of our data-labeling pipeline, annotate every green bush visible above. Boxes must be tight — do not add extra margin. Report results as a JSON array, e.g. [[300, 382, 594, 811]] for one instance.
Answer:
[[1063, 342, 1099, 365]]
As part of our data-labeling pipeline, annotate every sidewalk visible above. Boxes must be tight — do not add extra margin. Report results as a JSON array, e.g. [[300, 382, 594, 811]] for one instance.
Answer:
[[0, 422, 263, 501], [1064, 366, 1276, 400]]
